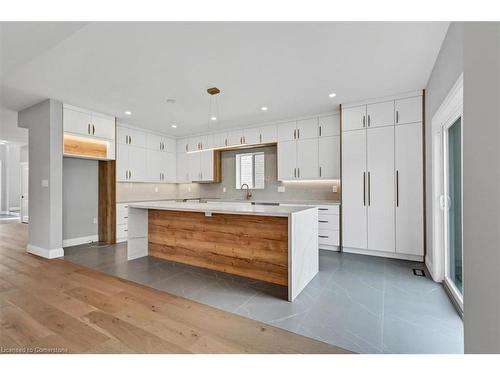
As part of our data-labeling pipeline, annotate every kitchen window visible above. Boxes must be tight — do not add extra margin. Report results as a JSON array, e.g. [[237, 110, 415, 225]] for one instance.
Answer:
[[236, 151, 265, 189]]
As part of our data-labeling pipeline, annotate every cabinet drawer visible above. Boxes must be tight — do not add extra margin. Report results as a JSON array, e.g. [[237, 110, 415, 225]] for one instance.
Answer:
[[317, 205, 339, 215], [319, 230, 339, 246], [318, 217, 339, 231], [116, 224, 128, 240]]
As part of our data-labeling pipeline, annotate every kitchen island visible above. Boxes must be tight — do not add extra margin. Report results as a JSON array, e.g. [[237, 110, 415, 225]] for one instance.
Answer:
[[126, 201, 319, 301]]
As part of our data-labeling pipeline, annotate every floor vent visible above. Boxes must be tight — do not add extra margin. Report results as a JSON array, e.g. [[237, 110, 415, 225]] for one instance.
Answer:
[[413, 268, 426, 277]]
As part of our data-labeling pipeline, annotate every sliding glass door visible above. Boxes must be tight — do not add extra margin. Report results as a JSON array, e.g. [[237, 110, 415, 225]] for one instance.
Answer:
[[443, 116, 463, 308]]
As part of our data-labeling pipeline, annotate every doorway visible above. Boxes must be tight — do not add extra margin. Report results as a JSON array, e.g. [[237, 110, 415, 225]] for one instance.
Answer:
[[431, 73, 463, 313]]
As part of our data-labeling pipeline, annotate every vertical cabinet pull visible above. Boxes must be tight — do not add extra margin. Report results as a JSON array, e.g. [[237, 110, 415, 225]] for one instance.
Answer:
[[93, 125, 95, 134], [297, 129, 300, 139], [294, 168, 296, 178], [396, 110, 399, 124], [293, 129, 297, 139], [396, 170, 399, 207], [367, 172, 371, 206], [363, 172, 366, 206], [362, 115, 366, 128], [319, 125, 322, 137], [259, 134, 262, 144], [319, 166, 322, 177], [367, 115, 371, 127], [225, 138, 228, 146], [88, 124, 91, 134], [297, 168, 300, 178]]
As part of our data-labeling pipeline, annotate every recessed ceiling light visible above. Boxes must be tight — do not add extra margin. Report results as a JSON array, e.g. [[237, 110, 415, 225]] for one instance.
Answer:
[[124, 111, 132, 115], [171, 124, 177, 128], [210, 116, 217, 121], [261, 106, 268, 111], [328, 93, 337, 98]]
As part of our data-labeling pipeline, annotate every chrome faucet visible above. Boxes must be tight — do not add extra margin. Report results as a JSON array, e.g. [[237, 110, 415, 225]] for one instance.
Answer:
[[240, 183, 253, 200]]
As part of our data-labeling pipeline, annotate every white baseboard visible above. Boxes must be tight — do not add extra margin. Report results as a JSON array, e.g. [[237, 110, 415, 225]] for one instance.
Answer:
[[27, 244, 64, 259], [319, 245, 340, 252], [63, 235, 98, 248], [343, 247, 424, 262]]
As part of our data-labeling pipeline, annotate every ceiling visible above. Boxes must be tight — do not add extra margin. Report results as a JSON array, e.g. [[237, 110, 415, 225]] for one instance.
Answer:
[[0, 22, 449, 137]]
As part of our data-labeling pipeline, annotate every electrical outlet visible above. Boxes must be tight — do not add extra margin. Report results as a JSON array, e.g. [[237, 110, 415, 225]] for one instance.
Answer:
[[154, 186, 159, 193], [278, 186, 285, 193], [93, 217, 97, 224], [222, 187, 226, 193], [41, 179, 49, 187], [332, 185, 338, 193]]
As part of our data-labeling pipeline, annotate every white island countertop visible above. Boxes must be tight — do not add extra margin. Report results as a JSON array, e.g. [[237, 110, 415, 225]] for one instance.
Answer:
[[127, 200, 315, 217]]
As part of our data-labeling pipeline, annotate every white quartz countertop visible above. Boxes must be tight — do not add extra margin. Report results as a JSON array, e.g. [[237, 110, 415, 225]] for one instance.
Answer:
[[127, 200, 317, 217]]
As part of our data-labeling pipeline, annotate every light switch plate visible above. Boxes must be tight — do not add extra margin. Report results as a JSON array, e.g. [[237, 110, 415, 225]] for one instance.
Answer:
[[278, 186, 285, 193], [41, 179, 49, 187], [332, 185, 338, 193], [93, 217, 98, 224], [188, 186, 191, 192], [222, 187, 226, 193], [154, 186, 159, 193]]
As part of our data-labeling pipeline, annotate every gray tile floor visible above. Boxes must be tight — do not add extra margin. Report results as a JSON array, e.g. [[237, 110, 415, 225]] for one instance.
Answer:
[[64, 243, 463, 353]]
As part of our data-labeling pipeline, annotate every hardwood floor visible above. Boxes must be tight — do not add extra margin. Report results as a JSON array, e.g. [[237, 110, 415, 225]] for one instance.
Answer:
[[0, 223, 348, 354]]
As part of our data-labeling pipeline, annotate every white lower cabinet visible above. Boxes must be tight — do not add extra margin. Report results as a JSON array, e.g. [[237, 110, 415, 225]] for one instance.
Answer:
[[116, 203, 129, 243]]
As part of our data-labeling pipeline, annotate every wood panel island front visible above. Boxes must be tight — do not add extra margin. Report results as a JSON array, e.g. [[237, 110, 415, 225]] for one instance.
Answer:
[[126, 201, 319, 301]]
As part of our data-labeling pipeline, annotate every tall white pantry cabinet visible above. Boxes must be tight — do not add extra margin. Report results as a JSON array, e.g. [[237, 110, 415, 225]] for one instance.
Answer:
[[341, 92, 424, 261]]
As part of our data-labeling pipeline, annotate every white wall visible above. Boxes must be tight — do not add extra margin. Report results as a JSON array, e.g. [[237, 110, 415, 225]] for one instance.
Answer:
[[7, 144, 21, 210], [18, 99, 63, 257], [463, 22, 500, 354]]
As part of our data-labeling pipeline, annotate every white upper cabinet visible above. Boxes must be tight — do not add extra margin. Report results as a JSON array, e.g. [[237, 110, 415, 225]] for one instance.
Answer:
[[212, 132, 227, 148], [318, 114, 340, 137], [227, 129, 244, 146], [277, 141, 297, 180], [296, 118, 318, 140], [177, 138, 189, 153], [147, 133, 163, 151], [176, 151, 189, 182], [189, 136, 202, 152], [116, 126, 146, 147], [116, 143, 130, 181], [395, 96, 422, 125], [260, 124, 277, 143], [199, 150, 214, 182], [243, 127, 261, 145], [296, 138, 319, 179], [366, 100, 394, 128], [319, 136, 340, 178], [127, 145, 147, 182], [63, 107, 92, 136], [277, 121, 297, 142], [342, 105, 366, 132], [63, 105, 115, 140]]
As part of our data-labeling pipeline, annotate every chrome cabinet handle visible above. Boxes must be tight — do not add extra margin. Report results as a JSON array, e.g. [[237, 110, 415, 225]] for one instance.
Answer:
[[294, 168, 296, 178], [396, 110, 399, 124], [363, 115, 366, 128], [368, 172, 371, 206], [319, 220, 329, 223], [319, 125, 322, 137], [363, 172, 366, 206], [298, 168, 300, 178], [297, 129, 300, 139], [225, 138, 228, 146], [260, 134, 262, 143], [185, 144, 188, 152], [293, 129, 297, 139], [318, 208, 329, 211], [88, 124, 91, 134], [367, 115, 371, 127], [319, 235, 329, 238], [396, 170, 399, 207], [319, 166, 322, 177]]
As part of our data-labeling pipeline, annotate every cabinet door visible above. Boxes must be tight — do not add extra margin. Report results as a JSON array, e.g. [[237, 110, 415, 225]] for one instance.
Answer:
[[164, 152, 176, 182], [318, 114, 340, 137], [63, 107, 91, 136], [296, 138, 319, 179], [227, 130, 244, 146], [91, 114, 115, 139], [200, 150, 214, 181], [188, 137, 201, 152], [277, 141, 297, 180], [127, 128, 147, 148], [277, 121, 297, 142], [146, 149, 162, 182], [163, 137, 176, 153], [395, 96, 422, 125], [260, 125, 277, 143], [319, 136, 340, 179], [395, 123, 423, 256], [147, 133, 163, 151], [212, 132, 227, 148], [188, 152, 201, 181], [342, 129, 367, 249], [116, 143, 129, 181], [366, 126, 395, 252], [176, 152, 189, 182], [296, 118, 318, 140], [177, 138, 190, 154], [116, 126, 130, 145], [128, 145, 147, 182], [367, 100, 394, 128], [342, 105, 366, 132], [243, 127, 260, 145], [199, 134, 213, 150]]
